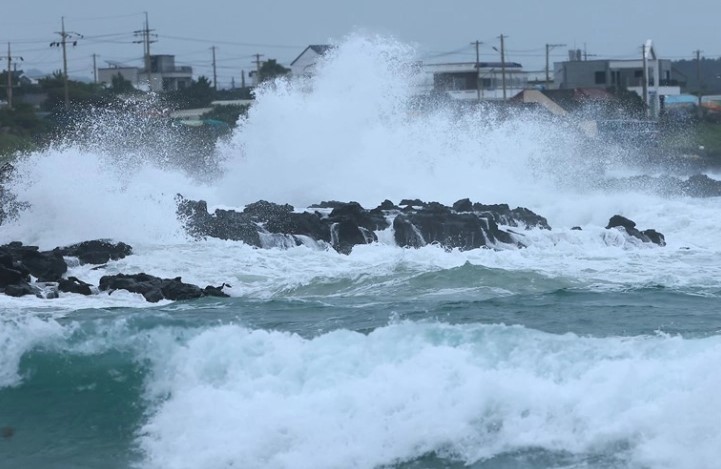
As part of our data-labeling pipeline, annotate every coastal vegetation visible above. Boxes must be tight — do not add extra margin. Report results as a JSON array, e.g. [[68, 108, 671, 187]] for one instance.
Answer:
[[0, 73, 251, 162], [2, 67, 721, 164]]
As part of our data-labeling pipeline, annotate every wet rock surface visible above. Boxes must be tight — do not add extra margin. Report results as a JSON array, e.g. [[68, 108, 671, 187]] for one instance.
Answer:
[[0, 240, 229, 301], [177, 196, 551, 253]]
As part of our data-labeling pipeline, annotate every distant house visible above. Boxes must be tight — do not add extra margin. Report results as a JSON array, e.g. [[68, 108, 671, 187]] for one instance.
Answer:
[[290, 45, 334, 78], [98, 54, 192, 92], [553, 41, 682, 118], [418, 61, 528, 101]]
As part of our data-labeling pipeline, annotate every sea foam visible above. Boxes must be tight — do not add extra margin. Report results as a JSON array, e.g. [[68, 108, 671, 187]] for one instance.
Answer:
[[137, 321, 721, 469]]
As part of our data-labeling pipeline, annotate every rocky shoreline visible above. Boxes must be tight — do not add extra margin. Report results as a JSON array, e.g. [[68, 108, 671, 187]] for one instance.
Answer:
[[0, 197, 666, 302], [0, 240, 229, 301]]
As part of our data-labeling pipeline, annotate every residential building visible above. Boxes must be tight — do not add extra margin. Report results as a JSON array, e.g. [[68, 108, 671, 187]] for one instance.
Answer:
[[553, 42, 682, 118], [290, 45, 334, 78], [98, 54, 192, 92], [418, 61, 528, 101]]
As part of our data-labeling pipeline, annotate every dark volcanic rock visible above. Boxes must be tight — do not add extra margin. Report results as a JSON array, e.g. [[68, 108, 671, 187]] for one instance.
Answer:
[[395, 206, 516, 250], [606, 215, 665, 246], [99, 273, 229, 303], [682, 174, 721, 197], [392, 215, 426, 248], [472, 203, 550, 229], [58, 276, 93, 296], [308, 201, 346, 209], [176, 196, 553, 254], [55, 240, 133, 265], [452, 198, 474, 212], [4, 282, 36, 297], [0, 242, 66, 282], [327, 202, 389, 253], [177, 195, 261, 245], [399, 199, 427, 207], [376, 199, 397, 211]]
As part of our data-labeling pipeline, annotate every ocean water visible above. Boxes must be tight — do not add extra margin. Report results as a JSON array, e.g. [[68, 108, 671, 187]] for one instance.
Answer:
[[2, 35, 721, 469]]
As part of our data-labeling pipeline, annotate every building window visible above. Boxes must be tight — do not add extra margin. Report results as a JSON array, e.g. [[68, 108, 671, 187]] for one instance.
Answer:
[[634, 70, 643, 78], [433, 72, 476, 91], [594, 71, 606, 84]]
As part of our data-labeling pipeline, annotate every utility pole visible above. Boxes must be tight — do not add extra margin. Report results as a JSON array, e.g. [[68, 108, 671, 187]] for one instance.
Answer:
[[471, 40, 483, 101], [253, 54, 264, 84], [694, 49, 703, 108], [134, 12, 157, 84], [545, 43, 566, 87], [499, 34, 507, 101], [1, 43, 23, 110], [92, 53, 98, 84], [241, 69, 246, 88], [211, 46, 218, 90], [642, 42, 649, 117], [50, 17, 82, 111]]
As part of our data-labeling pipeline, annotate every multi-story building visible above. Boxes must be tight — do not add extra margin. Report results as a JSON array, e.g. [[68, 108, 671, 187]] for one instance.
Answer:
[[98, 54, 193, 92], [553, 42, 682, 118], [418, 61, 528, 101]]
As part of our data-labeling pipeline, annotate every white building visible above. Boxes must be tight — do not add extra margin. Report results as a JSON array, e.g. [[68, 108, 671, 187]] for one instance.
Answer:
[[418, 61, 528, 101], [290, 45, 334, 78], [98, 55, 192, 92]]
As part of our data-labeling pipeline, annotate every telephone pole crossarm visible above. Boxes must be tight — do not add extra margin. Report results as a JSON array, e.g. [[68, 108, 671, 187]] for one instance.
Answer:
[[50, 16, 83, 110]]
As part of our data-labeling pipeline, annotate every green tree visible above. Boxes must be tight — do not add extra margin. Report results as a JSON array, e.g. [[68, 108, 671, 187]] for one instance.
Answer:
[[165, 76, 215, 109], [38, 71, 108, 111], [258, 59, 290, 83], [110, 73, 136, 94]]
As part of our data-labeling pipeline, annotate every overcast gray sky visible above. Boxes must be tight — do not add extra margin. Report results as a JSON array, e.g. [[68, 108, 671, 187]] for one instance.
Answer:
[[1, 0, 719, 87]]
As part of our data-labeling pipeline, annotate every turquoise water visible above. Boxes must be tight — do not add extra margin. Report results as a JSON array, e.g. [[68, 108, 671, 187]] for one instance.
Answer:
[[3, 277, 721, 468]]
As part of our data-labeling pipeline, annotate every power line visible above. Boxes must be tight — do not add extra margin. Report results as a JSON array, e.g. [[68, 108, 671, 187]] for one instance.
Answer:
[[159, 34, 301, 49]]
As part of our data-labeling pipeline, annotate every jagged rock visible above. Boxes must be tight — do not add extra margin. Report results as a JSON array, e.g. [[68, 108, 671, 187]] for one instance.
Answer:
[[58, 276, 93, 296], [211, 209, 262, 246], [55, 240, 132, 265], [452, 198, 474, 212], [0, 242, 66, 282], [472, 203, 550, 229], [393, 215, 425, 248], [176, 195, 261, 246], [0, 265, 27, 286], [326, 202, 389, 253], [203, 283, 231, 297], [176, 197, 552, 254], [308, 201, 345, 209], [376, 199, 397, 211], [399, 199, 427, 207], [606, 215, 665, 246], [244, 200, 294, 220], [682, 174, 721, 197], [99, 273, 229, 303], [395, 206, 516, 250], [4, 282, 35, 297]]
